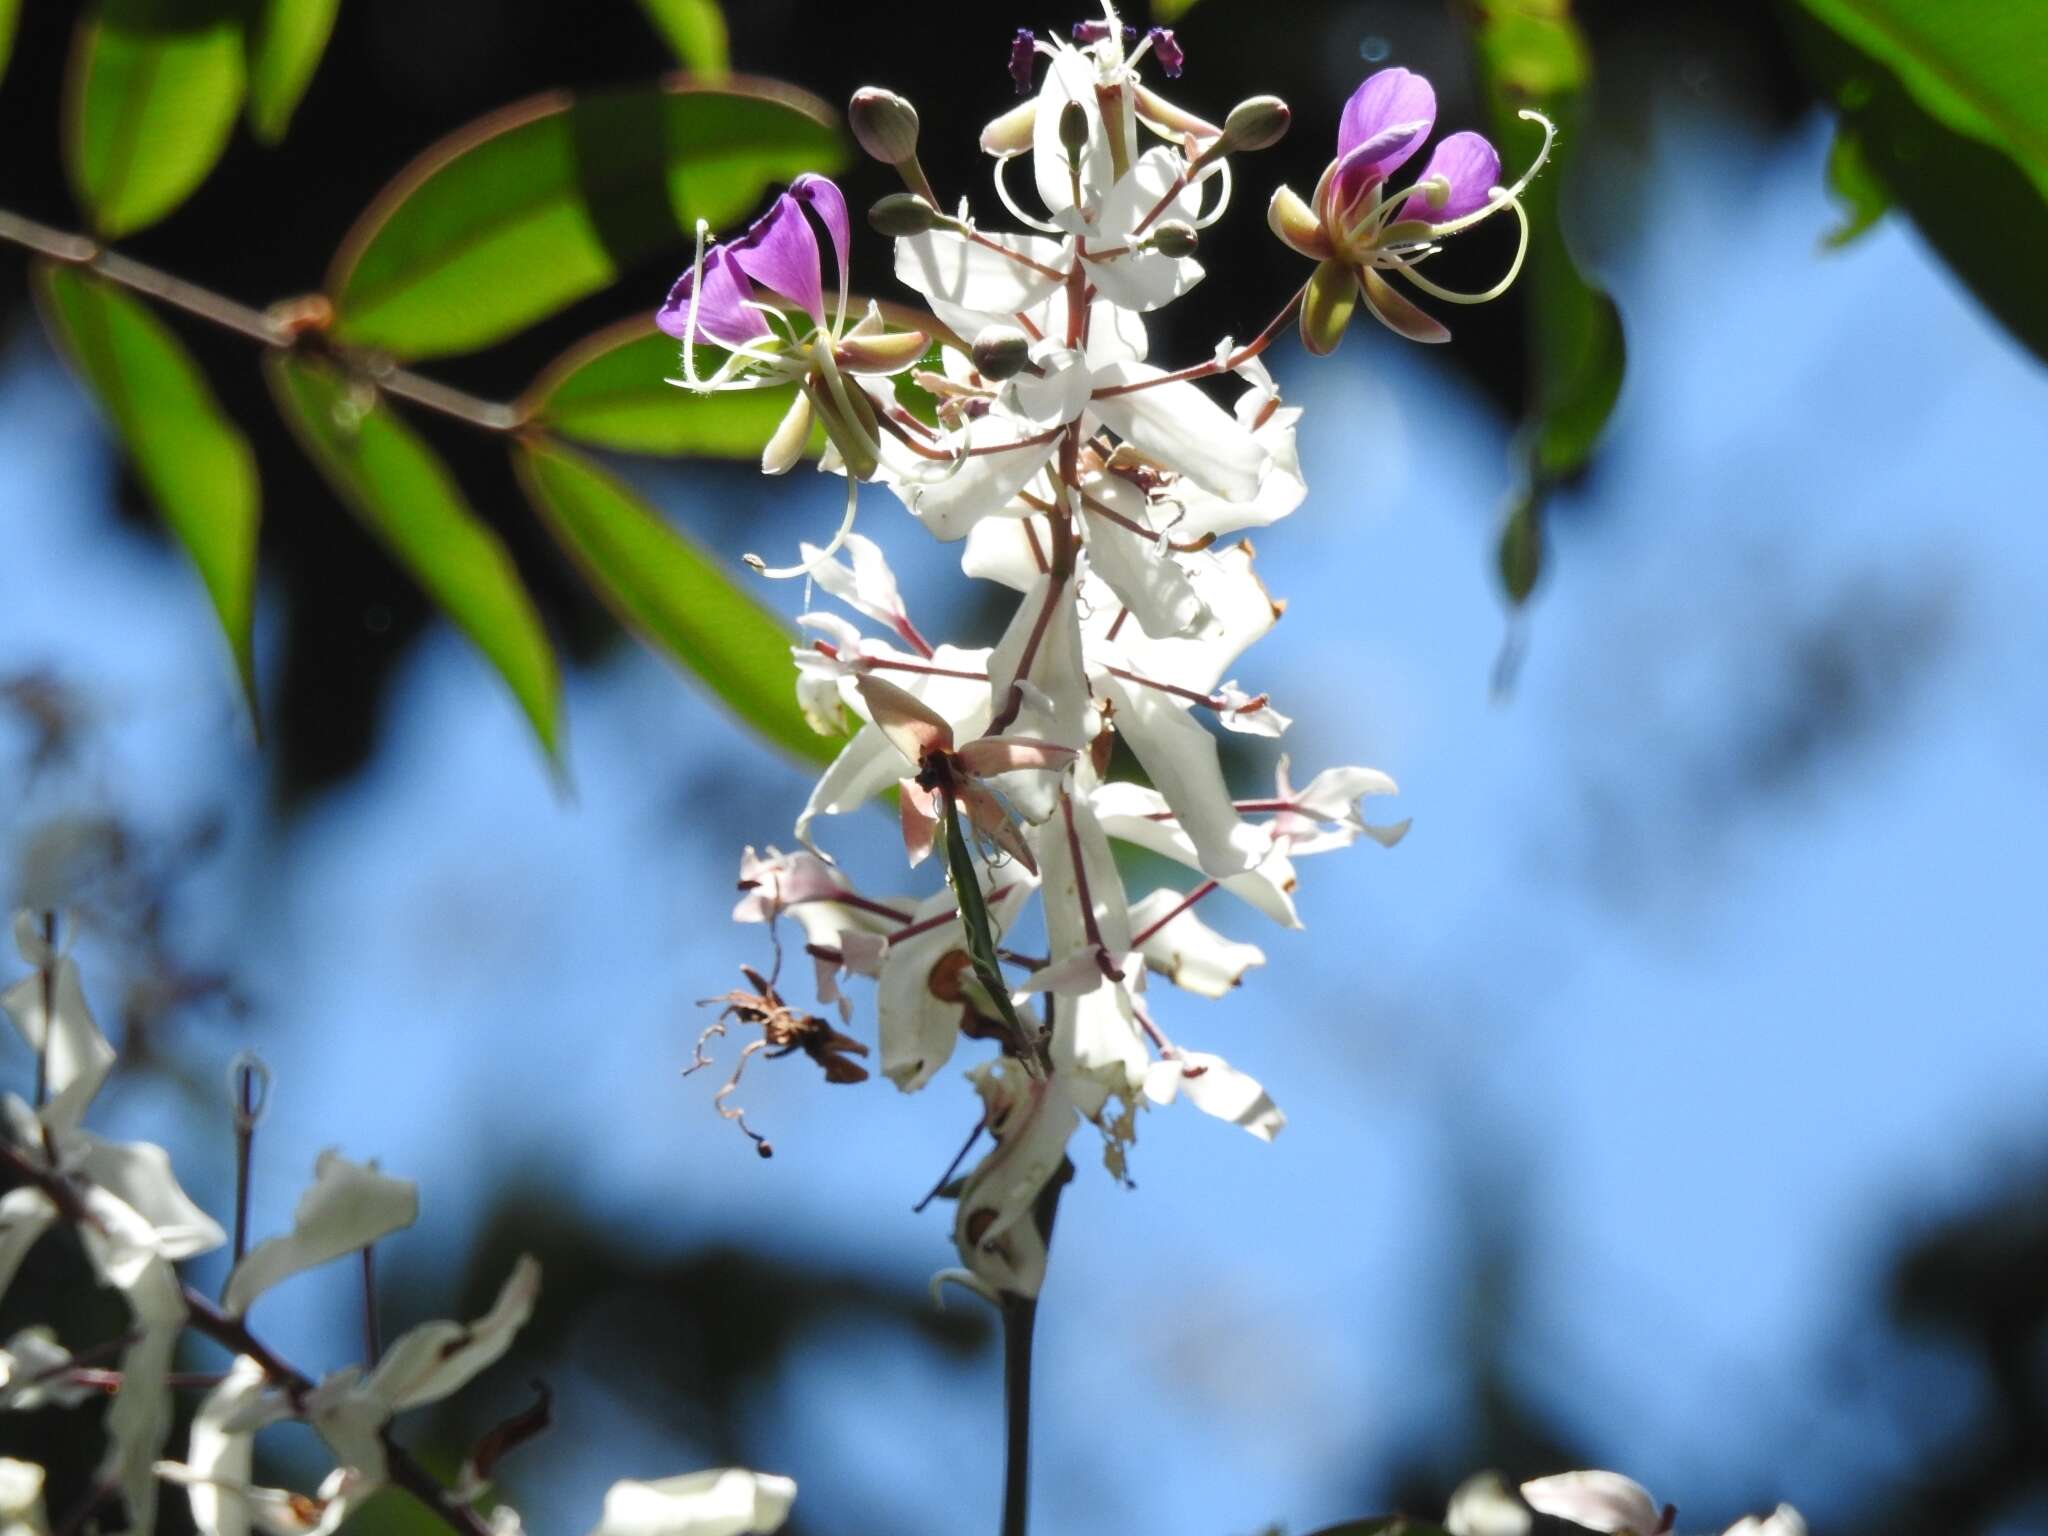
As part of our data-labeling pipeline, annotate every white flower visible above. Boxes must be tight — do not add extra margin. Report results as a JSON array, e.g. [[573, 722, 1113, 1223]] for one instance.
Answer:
[[2, 913, 115, 1139], [1520, 1471, 1671, 1535], [1721, 1507, 1807, 1536], [0, 1328, 96, 1411], [222, 1152, 418, 1317], [1125, 890, 1264, 998], [943, 1060, 1078, 1302], [157, 1356, 267, 1536], [1142, 1051, 1284, 1141], [587, 1469, 795, 1536], [0, 1458, 47, 1536], [1446, 1470, 1531, 1536]]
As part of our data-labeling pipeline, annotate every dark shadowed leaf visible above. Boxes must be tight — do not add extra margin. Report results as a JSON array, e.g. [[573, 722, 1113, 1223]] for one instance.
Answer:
[[64, 0, 246, 239], [636, 0, 728, 79], [1303, 1520, 1452, 1536], [1788, 0, 2048, 364], [326, 78, 843, 360], [267, 354, 561, 758], [1470, 0, 1627, 608], [1823, 123, 1890, 246], [34, 263, 261, 714], [512, 437, 830, 765], [245, 0, 340, 144], [522, 319, 809, 459], [1150, 0, 1203, 19]]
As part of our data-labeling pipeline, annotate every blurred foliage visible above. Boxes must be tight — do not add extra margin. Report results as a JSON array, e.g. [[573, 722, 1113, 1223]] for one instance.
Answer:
[[244, 0, 342, 144], [636, 0, 731, 79], [1785, 0, 2048, 364]]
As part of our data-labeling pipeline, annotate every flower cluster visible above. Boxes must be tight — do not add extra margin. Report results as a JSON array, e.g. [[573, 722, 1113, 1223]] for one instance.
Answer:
[[667, 4, 1549, 1302], [0, 914, 795, 1536]]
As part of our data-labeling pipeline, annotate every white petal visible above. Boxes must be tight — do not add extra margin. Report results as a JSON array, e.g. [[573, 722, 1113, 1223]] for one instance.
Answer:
[[894, 230, 1063, 318], [74, 1134, 225, 1267], [0, 1188, 57, 1309], [1142, 1052, 1284, 1141], [174, 1357, 269, 1536], [1520, 1472, 1664, 1535], [0, 1328, 95, 1411], [1722, 1507, 1807, 1536], [587, 1469, 795, 1536], [1211, 680, 1290, 738], [1169, 399, 1306, 540], [876, 883, 1027, 1094], [1080, 478, 1211, 641], [1, 957, 114, 1137], [1050, 979, 1148, 1119], [961, 515, 1052, 592], [955, 1065, 1079, 1298], [1089, 363, 1269, 502], [363, 1254, 540, 1412], [983, 575, 1090, 822], [1127, 891, 1264, 998], [1446, 1471, 1533, 1536], [1032, 46, 1113, 225], [0, 1458, 45, 1534], [1037, 792, 1132, 963], [1100, 674, 1269, 879], [1087, 148, 1205, 312], [889, 430, 1061, 543], [1089, 781, 1302, 927], [100, 1260, 185, 1535], [223, 1152, 417, 1317], [1002, 344, 1093, 430], [802, 533, 911, 637], [1089, 543, 1281, 697]]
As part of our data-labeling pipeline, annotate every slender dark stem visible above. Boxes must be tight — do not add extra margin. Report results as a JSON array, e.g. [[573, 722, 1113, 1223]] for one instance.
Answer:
[[1000, 1296, 1037, 1536], [32, 912, 55, 1112], [1090, 283, 1306, 399], [360, 1244, 382, 1364], [0, 206, 521, 434]]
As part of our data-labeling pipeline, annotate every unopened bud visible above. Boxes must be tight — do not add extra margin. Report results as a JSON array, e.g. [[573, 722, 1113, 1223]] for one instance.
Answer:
[[1146, 221, 1199, 258], [1059, 100, 1090, 160], [971, 325, 1032, 382], [1217, 95, 1291, 156], [869, 193, 940, 237], [982, 98, 1038, 157], [850, 88, 921, 165]]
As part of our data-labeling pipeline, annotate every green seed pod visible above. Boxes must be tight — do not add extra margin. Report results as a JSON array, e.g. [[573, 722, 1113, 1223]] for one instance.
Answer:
[[869, 193, 940, 237]]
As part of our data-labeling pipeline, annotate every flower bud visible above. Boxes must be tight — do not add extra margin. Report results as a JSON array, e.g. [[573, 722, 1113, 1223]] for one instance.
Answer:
[[761, 389, 813, 476], [1145, 221, 1199, 259], [849, 87, 921, 165], [970, 325, 1032, 382], [869, 193, 940, 237], [1058, 100, 1090, 160], [836, 329, 931, 375], [981, 98, 1037, 157], [1300, 257, 1359, 357], [1218, 95, 1291, 155]]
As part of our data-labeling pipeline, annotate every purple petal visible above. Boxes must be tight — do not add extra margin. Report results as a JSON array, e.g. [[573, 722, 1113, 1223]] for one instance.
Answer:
[[1147, 27, 1183, 78], [729, 190, 825, 328], [1009, 28, 1037, 94], [656, 245, 770, 350], [1329, 120, 1430, 219], [1408, 130, 1501, 223], [790, 174, 849, 314], [1336, 67, 1436, 168]]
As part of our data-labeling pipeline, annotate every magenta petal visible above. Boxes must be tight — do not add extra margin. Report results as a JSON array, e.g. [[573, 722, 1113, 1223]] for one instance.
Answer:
[[656, 245, 770, 349], [1336, 67, 1436, 169], [729, 190, 825, 328], [1410, 130, 1500, 222], [790, 173, 849, 314], [1330, 119, 1432, 214]]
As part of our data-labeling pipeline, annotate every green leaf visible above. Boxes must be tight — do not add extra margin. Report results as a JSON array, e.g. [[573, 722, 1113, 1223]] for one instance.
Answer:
[[522, 319, 810, 458], [512, 436, 830, 765], [1823, 122, 1890, 245], [1470, 0, 1626, 604], [34, 263, 261, 712], [64, 0, 246, 239], [1786, 0, 2048, 364], [245, 0, 339, 144], [0, 0, 21, 86], [636, 0, 728, 79], [267, 354, 561, 757], [326, 78, 843, 360], [1149, 0, 1203, 19], [941, 805, 1030, 1047]]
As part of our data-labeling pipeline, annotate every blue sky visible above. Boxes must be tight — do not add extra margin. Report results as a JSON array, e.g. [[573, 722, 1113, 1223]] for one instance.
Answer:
[[3, 96, 2046, 1536]]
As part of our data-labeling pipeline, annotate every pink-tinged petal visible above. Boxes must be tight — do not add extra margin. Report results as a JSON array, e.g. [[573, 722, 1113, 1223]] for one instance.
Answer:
[[958, 738, 1079, 777], [790, 173, 850, 309], [656, 245, 770, 349], [1409, 130, 1500, 223], [853, 673, 956, 764], [1361, 267, 1451, 343], [959, 780, 1038, 875], [729, 191, 825, 328], [1337, 67, 1436, 164], [900, 778, 940, 867], [1520, 1472, 1664, 1535]]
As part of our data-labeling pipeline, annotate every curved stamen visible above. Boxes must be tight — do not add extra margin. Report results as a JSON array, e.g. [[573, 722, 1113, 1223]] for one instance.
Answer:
[[747, 464, 860, 579], [1383, 196, 1530, 304], [993, 152, 1067, 235], [1193, 155, 1233, 229], [1422, 109, 1556, 241]]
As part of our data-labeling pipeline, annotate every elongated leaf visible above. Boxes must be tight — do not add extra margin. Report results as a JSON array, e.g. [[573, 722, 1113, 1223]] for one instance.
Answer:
[[245, 0, 339, 143], [0, 0, 21, 86], [1788, 0, 2048, 364], [523, 320, 808, 458], [268, 354, 561, 756], [35, 263, 261, 711], [512, 437, 828, 765], [1470, 0, 1626, 607], [64, 0, 246, 239], [1150, 0, 1203, 19], [327, 78, 842, 360], [636, 0, 728, 79], [941, 804, 1030, 1046]]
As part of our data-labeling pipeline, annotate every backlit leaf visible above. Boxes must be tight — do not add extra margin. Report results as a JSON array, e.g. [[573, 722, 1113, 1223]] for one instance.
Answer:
[[1470, 0, 1627, 606], [636, 0, 728, 79], [1823, 122, 1890, 246], [64, 0, 246, 238], [512, 437, 830, 764], [267, 354, 561, 758], [245, 0, 340, 144], [1788, 0, 2048, 364], [35, 263, 261, 713], [0, 0, 21, 85], [327, 78, 843, 360]]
